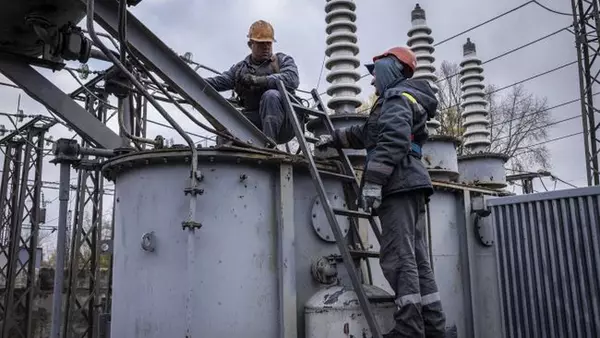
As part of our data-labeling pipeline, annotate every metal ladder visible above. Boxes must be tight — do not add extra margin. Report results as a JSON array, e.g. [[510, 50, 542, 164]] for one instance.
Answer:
[[276, 80, 384, 338]]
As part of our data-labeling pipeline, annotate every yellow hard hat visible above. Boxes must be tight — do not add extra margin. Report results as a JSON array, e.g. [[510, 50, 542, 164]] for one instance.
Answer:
[[247, 20, 276, 42]]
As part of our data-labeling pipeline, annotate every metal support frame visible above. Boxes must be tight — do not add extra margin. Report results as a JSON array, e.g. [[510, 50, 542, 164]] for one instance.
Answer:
[[0, 119, 53, 338], [572, 0, 600, 186], [276, 164, 297, 338], [82, 0, 271, 147], [50, 139, 80, 338], [0, 54, 122, 150], [63, 92, 109, 338]]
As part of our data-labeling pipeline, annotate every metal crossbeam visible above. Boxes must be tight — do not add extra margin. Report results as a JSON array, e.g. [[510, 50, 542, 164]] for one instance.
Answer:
[[572, 0, 600, 185], [0, 55, 123, 150], [84, 0, 272, 147]]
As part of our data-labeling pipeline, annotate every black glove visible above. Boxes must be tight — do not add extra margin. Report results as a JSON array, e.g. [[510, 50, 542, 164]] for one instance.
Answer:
[[240, 73, 268, 88], [315, 134, 335, 150]]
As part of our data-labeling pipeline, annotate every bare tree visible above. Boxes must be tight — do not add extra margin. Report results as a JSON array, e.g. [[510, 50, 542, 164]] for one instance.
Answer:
[[358, 92, 378, 114], [436, 61, 552, 171]]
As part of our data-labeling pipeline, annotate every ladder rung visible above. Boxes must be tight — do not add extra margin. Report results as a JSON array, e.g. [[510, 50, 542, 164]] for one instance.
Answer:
[[333, 208, 371, 218], [292, 104, 327, 118], [318, 170, 356, 182], [349, 249, 380, 258], [305, 135, 319, 143], [368, 294, 395, 303]]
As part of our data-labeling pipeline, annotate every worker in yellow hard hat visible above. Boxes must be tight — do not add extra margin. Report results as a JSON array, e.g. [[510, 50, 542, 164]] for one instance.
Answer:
[[205, 20, 301, 145]]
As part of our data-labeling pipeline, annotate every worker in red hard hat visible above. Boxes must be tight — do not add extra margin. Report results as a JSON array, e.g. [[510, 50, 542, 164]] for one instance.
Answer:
[[205, 20, 301, 145], [316, 46, 446, 338]]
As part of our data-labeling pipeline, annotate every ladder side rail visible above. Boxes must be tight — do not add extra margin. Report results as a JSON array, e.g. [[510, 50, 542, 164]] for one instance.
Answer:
[[279, 81, 382, 338]]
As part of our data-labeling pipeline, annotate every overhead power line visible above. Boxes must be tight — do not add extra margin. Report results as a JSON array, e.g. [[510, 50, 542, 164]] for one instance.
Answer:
[[513, 131, 583, 157], [436, 25, 571, 83], [490, 92, 600, 127], [435, 1, 536, 46], [532, 1, 572, 16], [494, 114, 581, 142], [437, 60, 576, 113]]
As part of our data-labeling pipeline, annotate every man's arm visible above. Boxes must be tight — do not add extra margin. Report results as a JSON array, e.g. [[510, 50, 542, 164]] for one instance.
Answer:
[[265, 53, 300, 90], [334, 124, 367, 149], [205, 63, 238, 92], [363, 93, 413, 186]]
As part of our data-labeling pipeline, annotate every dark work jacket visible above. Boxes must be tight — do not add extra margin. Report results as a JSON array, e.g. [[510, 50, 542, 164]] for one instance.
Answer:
[[333, 78, 438, 197], [205, 52, 300, 111]]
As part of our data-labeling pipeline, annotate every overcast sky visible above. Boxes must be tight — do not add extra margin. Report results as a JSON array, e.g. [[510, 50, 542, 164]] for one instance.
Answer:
[[0, 0, 585, 252]]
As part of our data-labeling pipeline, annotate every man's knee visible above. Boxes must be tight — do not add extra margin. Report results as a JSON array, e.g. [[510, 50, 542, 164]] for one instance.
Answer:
[[260, 89, 281, 104]]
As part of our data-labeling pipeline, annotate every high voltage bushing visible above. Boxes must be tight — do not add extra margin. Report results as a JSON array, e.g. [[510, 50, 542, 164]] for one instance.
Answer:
[[407, 3, 459, 182], [407, 3, 441, 133], [324, 0, 362, 114], [459, 38, 492, 153], [457, 38, 508, 189], [309, 0, 366, 166]]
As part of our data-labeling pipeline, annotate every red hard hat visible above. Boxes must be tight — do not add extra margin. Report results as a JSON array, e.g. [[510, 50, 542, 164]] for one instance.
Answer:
[[372, 46, 417, 78]]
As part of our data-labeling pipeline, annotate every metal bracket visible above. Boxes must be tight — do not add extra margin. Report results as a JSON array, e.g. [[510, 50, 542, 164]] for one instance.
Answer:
[[184, 187, 204, 196], [181, 221, 202, 230]]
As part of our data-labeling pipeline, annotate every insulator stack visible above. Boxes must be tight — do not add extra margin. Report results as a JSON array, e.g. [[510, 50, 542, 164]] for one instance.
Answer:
[[406, 4, 441, 134], [459, 38, 491, 154], [324, 0, 362, 114]]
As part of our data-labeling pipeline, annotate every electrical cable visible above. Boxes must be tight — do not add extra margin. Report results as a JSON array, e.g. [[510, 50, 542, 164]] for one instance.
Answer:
[[434, 1, 536, 46], [65, 68, 117, 110], [436, 25, 572, 84], [146, 118, 215, 141], [539, 176, 550, 191], [512, 131, 583, 157], [532, 1, 573, 16], [490, 92, 600, 127], [494, 114, 581, 142], [438, 60, 576, 114]]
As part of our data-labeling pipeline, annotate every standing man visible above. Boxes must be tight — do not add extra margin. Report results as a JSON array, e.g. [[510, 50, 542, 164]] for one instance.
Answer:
[[205, 20, 301, 145], [316, 47, 447, 338]]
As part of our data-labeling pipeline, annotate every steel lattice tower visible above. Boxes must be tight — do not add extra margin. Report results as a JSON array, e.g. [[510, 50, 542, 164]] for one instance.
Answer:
[[572, 0, 600, 186]]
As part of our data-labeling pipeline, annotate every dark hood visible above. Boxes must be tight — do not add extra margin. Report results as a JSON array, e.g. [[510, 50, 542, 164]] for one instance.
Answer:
[[396, 78, 438, 118]]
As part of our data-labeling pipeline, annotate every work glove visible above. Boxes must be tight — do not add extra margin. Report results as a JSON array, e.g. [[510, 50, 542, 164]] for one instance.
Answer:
[[360, 182, 383, 212], [315, 134, 335, 150], [240, 73, 268, 88]]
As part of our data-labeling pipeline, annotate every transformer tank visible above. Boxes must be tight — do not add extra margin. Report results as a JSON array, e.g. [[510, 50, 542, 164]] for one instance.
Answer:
[[102, 147, 395, 338]]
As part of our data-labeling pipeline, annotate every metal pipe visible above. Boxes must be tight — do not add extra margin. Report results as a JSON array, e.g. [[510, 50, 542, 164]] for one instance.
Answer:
[[50, 161, 71, 338]]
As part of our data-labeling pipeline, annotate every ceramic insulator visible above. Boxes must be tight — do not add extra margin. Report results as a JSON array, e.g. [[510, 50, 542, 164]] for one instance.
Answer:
[[407, 3, 441, 134], [459, 38, 491, 153], [324, 0, 362, 114]]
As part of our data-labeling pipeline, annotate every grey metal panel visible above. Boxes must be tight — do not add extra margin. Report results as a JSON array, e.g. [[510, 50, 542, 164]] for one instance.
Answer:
[[0, 56, 123, 150], [489, 188, 600, 338]]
